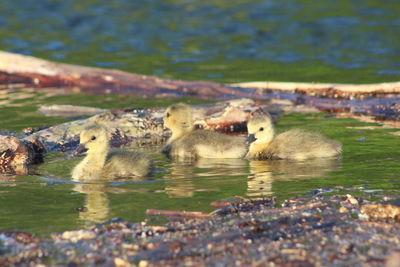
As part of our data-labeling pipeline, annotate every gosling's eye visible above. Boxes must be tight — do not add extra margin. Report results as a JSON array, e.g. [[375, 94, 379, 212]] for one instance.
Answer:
[[166, 112, 170, 118], [259, 127, 264, 131], [91, 136, 96, 141]]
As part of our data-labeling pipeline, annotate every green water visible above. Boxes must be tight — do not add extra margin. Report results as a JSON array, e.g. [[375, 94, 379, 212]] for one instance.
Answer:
[[0, 0, 400, 235], [0, 91, 399, 234], [1, 0, 400, 83]]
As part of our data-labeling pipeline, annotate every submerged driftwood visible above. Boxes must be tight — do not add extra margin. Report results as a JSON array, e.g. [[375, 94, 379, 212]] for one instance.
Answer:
[[0, 99, 277, 171], [1, 188, 399, 266], [23, 99, 263, 153]]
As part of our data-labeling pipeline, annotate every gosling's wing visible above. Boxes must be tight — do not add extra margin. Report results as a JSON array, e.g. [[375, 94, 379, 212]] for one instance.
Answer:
[[105, 150, 151, 177], [187, 130, 247, 158], [271, 129, 341, 160], [167, 130, 246, 159]]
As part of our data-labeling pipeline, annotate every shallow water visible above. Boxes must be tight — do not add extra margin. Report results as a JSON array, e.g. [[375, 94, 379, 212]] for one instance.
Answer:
[[0, 1, 400, 235], [1, 100, 399, 234]]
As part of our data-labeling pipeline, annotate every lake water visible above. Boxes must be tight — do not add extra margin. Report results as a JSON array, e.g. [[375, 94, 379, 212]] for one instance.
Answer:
[[0, 0, 399, 83], [0, 0, 399, 234]]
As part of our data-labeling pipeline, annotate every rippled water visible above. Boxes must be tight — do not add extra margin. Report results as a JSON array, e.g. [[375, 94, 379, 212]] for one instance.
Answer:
[[0, 90, 399, 234], [0, 1, 400, 234], [1, 0, 399, 82]]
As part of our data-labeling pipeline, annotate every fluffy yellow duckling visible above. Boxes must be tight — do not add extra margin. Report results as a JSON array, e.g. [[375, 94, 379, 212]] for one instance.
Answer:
[[72, 124, 152, 180], [161, 103, 247, 159], [246, 114, 342, 160]]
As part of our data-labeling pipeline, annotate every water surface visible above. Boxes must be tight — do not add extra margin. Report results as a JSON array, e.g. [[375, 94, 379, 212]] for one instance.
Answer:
[[0, 0, 399, 83], [1, 99, 399, 234], [0, 1, 399, 235]]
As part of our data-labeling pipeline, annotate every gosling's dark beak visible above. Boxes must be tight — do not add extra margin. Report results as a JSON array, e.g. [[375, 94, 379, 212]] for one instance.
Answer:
[[75, 144, 88, 155], [246, 134, 256, 144]]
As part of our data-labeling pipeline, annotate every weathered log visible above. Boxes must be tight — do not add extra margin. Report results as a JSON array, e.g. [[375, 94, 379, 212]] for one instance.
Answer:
[[38, 105, 107, 117], [22, 99, 269, 154], [0, 99, 276, 171], [232, 81, 400, 97], [0, 51, 245, 98], [0, 95, 398, 172]]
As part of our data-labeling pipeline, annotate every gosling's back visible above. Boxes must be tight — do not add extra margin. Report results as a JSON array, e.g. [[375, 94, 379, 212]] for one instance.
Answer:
[[162, 103, 247, 159], [103, 150, 152, 178], [72, 124, 152, 180], [263, 129, 342, 160], [164, 129, 247, 159]]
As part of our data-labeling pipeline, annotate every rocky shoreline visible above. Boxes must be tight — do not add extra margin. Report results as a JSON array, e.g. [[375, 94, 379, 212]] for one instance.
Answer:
[[1, 187, 399, 266]]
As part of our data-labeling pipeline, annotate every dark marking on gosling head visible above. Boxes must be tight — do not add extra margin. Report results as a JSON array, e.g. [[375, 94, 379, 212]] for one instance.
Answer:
[[75, 144, 88, 155], [246, 134, 256, 144]]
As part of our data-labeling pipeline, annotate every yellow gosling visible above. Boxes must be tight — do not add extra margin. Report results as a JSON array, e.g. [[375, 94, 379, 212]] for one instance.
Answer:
[[161, 103, 247, 159], [246, 114, 341, 160], [72, 124, 152, 180]]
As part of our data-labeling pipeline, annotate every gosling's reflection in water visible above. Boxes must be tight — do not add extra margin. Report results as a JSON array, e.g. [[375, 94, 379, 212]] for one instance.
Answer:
[[72, 170, 155, 226], [73, 179, 110, 225], [164, 159, 195, 198], [164, 158, 248, 198], [247, 158, 341, 197]]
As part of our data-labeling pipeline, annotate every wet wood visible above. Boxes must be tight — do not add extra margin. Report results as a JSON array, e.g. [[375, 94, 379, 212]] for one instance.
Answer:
[[146, 209, 212, 219], [38, 104, 107, 117], [21, 99, 262, 154], [232, 81, 400, 97], [0, 51, 243, 98]]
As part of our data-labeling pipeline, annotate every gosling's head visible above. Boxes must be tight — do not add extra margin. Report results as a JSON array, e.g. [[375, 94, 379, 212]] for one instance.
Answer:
[[164, 103, 193, 133], [246, 114, 274, 145], [76, 124, 109, 155]]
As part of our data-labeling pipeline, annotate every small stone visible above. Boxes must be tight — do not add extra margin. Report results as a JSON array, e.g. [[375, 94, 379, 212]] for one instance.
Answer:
[[339, 207, 348, 213], [114, 257, 131, 267], [360, 204, 400, 222], [345, 194, 359, 205], [61, 230, 96, 242], [0, 136, 35, 174], [385, 251, 400, 267]]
